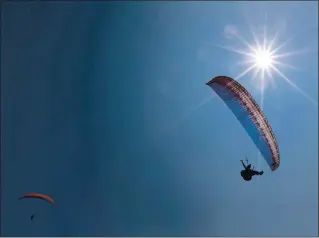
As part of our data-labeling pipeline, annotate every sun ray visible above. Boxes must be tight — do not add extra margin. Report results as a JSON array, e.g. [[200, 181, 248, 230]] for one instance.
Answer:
[[263, 25, 267, 52], [235, 60, 254, 66], [218, 22, 316, 110], [270, 36, 294, 55], [184, 21, 316, 134], [235, 63, 257, 81], [235, 34, 256, 53], [249, 25, 260, 46], [270, 65, 317, 105], [273, 48, 309, 59], [265, 67, 276, 89], [260, 69, 265, 109], [272, 60, 301, 71], [267, 29, 280, 52], [188, 94, 215, 114], [251, 66, 260, 81], [213, 44, 255, 57]]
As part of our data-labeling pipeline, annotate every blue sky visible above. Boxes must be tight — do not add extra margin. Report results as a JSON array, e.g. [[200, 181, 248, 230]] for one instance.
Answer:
[[2, 1, 317, 237]]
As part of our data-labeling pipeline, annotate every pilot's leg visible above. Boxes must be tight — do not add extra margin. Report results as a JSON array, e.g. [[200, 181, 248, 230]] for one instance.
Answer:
[[253, 170, 263, 175]]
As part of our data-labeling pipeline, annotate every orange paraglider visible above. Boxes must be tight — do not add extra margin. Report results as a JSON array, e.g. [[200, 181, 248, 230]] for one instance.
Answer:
[[19, 193, 55, 220], [19, 193, 55, 205]]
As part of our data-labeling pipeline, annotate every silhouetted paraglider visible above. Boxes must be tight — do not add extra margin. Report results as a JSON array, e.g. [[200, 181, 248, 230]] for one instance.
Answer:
[[206, 76, 280, 180], [19, 193, 55, 220]]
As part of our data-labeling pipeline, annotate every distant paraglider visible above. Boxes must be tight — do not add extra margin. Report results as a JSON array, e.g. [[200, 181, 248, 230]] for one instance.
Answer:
[[19, 193, 55, 204], [206, 76, 280, 173], [19, 193, 55, 220]]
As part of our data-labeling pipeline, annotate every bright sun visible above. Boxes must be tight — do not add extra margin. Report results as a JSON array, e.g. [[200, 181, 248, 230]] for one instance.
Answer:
[[254, 48, 273, 70], [218, 24, 317, 107], [189, 22, 316, 123]]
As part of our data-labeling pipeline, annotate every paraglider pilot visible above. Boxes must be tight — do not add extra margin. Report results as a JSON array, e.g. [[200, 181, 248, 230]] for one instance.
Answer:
[[240, 158, 263, 181]]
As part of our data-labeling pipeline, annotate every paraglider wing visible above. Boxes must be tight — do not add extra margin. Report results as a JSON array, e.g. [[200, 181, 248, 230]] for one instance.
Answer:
[[19, 193, 55, 205], [206, 76, 280, 171]]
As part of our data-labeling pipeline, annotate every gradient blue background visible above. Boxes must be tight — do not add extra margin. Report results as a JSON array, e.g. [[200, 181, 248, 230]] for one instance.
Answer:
[[2, 2, 318, 237]]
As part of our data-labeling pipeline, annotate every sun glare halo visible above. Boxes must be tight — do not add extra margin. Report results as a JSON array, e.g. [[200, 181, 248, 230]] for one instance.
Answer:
[[217, 24, 317, 106], [253, 48, 274, 70]]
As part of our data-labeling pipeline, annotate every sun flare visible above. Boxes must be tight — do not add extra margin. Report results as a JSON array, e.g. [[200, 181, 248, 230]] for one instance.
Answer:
[[253, 48, 274, 70], [187, 22, 316, 128], [218, 24, 317, 107]]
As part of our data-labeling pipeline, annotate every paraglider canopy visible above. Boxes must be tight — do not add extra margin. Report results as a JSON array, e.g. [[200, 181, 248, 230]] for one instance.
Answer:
[[19, 193, 55, 205], [19, 193, 54, 221], [206, 76, 280, 171]]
